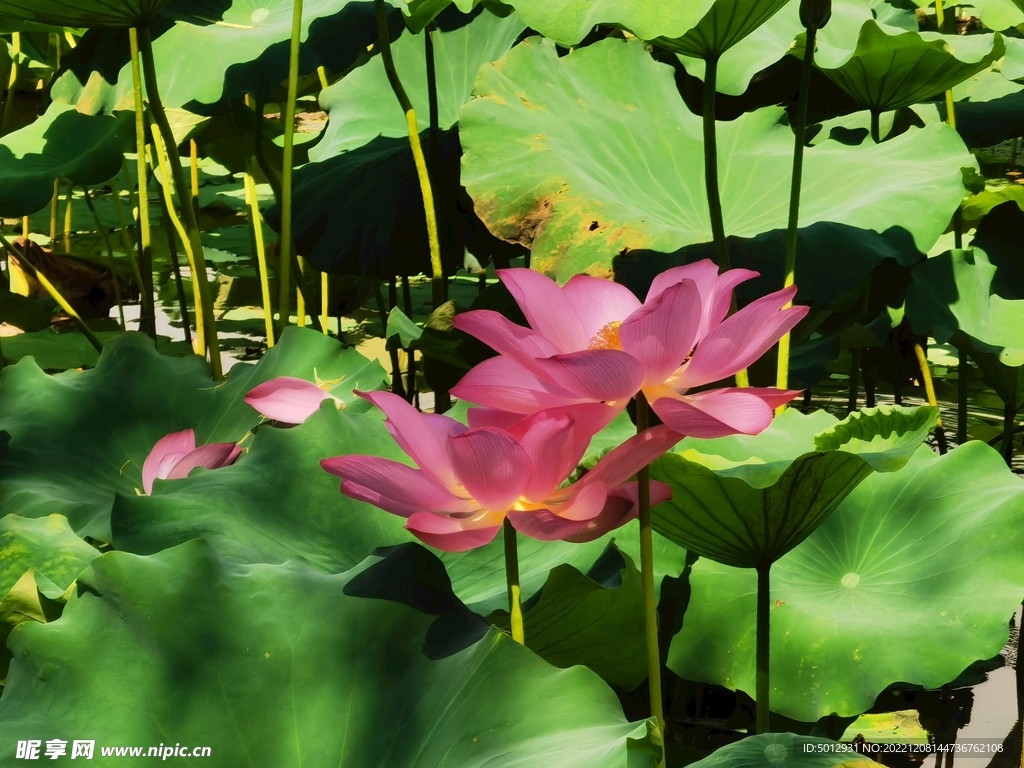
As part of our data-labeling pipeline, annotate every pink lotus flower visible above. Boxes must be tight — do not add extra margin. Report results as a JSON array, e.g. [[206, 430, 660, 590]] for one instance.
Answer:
[[451, 262, 808, 438], [142, 429, 242, 495], [321, 391, 679, 552], [245, 376, 344, 425]]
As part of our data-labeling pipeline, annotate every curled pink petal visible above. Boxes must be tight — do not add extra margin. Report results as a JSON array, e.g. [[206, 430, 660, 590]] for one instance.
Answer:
[[448, 429, 530, 511], [650, 387, 800, 439], [499, 268, 589, 351], [676, 286, 808, 389], [531, 349, 644, 403], [563, 480, 672, 543], [515, 412, 581, 502], [647, 261, 759, 341], [245, 376, 332, 425], [453, 310, 563, 372], [562, 274, 641, 340], [142, 429, 196, 494], [566, 423, 682, 495], [165, 442, 242, 481], [619, 279, 702, 386], [451, 356, 592, 413], [508, 483, 608, 541], [405, 512, 503, 553], [358, 390, 466, 490], [322, 455, 476, 516]]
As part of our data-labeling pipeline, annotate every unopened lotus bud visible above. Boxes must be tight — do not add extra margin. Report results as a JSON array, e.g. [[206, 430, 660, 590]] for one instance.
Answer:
[[800, 0, 831, 30]]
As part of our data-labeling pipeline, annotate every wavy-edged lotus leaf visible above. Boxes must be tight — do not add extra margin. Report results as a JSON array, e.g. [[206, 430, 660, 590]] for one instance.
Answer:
[[54, 0, 395, 115], [652, 0, 791, 60], [914, 0, 1024, 31], [0, 103, 134, 217], [650, 406, 937, 568], [806, 21, 1005, 112], [906, 248, 1024, 366], [459, 37, 975, 282], [398, 0, 476, 31], [282, 9, 525, 276], [668, 441, 1024, 721], [0, 327, 387, 540], [0, 0, 169, 27], [690, 734, 882, 768], [0, 329, 191, 371], [0, 540, 654, 767]]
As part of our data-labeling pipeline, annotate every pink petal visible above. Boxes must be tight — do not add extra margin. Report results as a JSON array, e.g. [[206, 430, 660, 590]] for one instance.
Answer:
[[515, 412, 582, 501], [531, 350, 644, 403], [676, 286, 809, 389], [499, 268, 588, 351], [562, 480, 672, 543], [562, 274, 641, 340], [358, 390, 466, 489], [245, 377, 332, 425], [647, 260, 723, 302], [508, 482, 608, 541], [619, 279, 702, 386], [142, 429, 196, 494], [451, 356, 593, 413], [405, 511, 503, 553], [650, 387, 800, 439], [453, 310, 563, 373], [322, 455, 475, 516], [647, 262, 759, 341], [448, 429, 530, 511], [165, 442, 242, 481], [564, 423, 682, 495]]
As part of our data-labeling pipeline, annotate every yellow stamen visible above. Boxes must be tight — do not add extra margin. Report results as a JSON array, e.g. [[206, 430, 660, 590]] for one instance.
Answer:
[[589, 321, 622, 350]]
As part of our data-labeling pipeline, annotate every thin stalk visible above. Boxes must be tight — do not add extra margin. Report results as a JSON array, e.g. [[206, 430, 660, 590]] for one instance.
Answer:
[[756, 563, 771, 733], [296, 256, 308, 327], [374, 281, 406, 399], [159, 190, 194, 347], [62, 182, 73, 252], [128, 29, 156, 337], [403, 274, 416, 405], [243, 160, 275, 347], [503, 518, 524, 644], [316, 65, 329, 90], [189, 138, 200, 214], [847, 350, 860, 412], [376, 0, 445, 311], [870, 110, 881, 144], [636, 392, 665, 765], [913, 342, 948, 454], [139, 26, 223, 381], [1, 234, 103, 352], [1011, 137, 1019, 169], [957, 344, 968, 445], [278, 0, 303, 334], [1, 32, 19, 136], [1001, 367, 1018, 465], [49, 178, 59, 241], [320, 272, 330, 335], [82, 188, 126, 329], [702, 56, 731, 272], [109, 174, 153, 332], [775, 27, 818, 402]]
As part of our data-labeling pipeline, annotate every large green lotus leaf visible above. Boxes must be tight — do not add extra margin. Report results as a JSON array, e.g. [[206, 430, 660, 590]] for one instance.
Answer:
[[912, 0, 1024, 31], [396, 0, 476, 32], [906, 247, 1024, 366], [0, 514, 98, 603], [54, 0, 395, 115], [459, 37, 974, 282], [0, 540, 653, 767], [0, 103, 134, 217], [0, 327, 386, 540], [690, 734, 881, 768], [651, 0, 791, 60], [0, 330, 191, 371], [668, 441, 1024, 721], [809, 22, 1005, 112], [650, 406, 936, 568], [0, 0, 169, 27]]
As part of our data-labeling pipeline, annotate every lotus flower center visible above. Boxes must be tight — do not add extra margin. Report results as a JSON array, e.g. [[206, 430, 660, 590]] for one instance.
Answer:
[[589, 321, 622, 350], [251, 8, 271, 24], [763, 744, 787, 764], [841, 572, 860, 589]]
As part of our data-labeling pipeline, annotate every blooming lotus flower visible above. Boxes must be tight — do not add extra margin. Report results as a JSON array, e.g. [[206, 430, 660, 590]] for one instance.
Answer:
[[142, 429, 242, 495], [321, 391, 679, 552], [245, 376, 344, 425], [451, 261, 809, 438]]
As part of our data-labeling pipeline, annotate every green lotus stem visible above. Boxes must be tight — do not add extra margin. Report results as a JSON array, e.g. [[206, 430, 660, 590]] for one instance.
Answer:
[[870, 110, 881, 144], [376, 0, 446, 312], [374, 281, 407, 399], [243, 160, 275, 348], [82, 187, 126, 330], [0, 233, 103, 353], [1011, 138, 1019, 169], [847, 350, 860, 412], [278, 0, 303, 333], [403, 274, 416, 404], [1, 32, 19, 136], [1000, 367, 1017, 465], [636, 393, 665, 765], [503, 518, 525, 644], [158, 184, 194, 347], [702, 56, 732, 273], [756, 563, 771, 733], [49, 178, 59, 242], [109, 174, 154, 334], [62, 182, 73, 252], [138, 26, 223, 382], [296, 257, 308, 327], [775, 27, 818, 400], [128, 29, 157, 337], [913, 342, 948, 454], [320, 272, 329, 335], [189, 139, 200, 214], [957, 344, 968, 445]]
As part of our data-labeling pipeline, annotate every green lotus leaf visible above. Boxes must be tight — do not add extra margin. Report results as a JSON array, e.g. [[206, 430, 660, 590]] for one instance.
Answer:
[[0, 540, 653, 766], [0, 330, 191, 371], [0, 327, 387, 540], [650, 406, 936, 568], [906, 247, 1024, 366], [689, 733, 882, 768], [651, 0, 791, 60], [0, 0, 169, 28], [0, 103, 134, 218], [807, 21, 1005, 112], [913, 0, 1024, 31], [0, 514, 98, 605], [398, 0, 476, 31], [668, 441, 1024, 721], [459, 37, 975, 282]]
